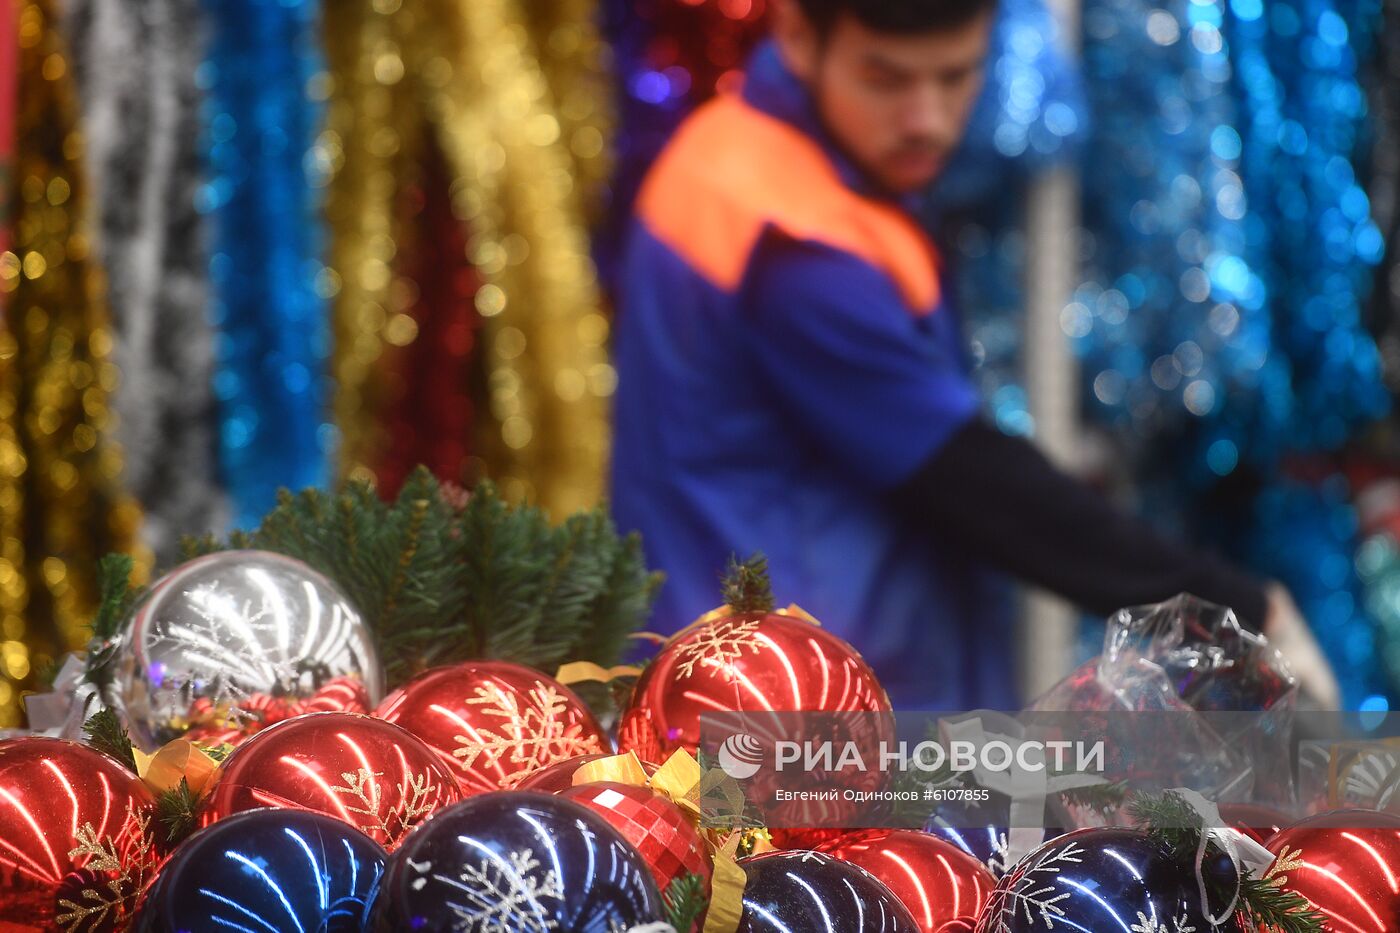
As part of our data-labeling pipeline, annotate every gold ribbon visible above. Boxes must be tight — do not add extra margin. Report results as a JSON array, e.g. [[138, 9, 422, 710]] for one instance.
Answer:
[[702, 833, 749, 933], [628, 632, 670, 645], [405, 0, 611, 513], [4, 0, 147, 730], [132, 739, 221, 796], [775, 604, 821, 626], [571, 748, 703, 815], [571, 749, 651, 788], [554, 661, 642, 686], [324, 0, 612, 513]]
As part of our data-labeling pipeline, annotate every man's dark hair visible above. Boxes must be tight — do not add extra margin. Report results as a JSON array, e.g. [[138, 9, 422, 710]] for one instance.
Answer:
[[795, 0, 997, 35]]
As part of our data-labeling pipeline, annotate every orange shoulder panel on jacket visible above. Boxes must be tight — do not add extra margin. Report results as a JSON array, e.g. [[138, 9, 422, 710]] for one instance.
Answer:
[[636, 93, 940, 314]]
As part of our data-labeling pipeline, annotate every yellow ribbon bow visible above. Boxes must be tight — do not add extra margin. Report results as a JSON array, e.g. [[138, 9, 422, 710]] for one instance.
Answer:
[[131, 739, 221, 796], [553, 661, 644, 687], [571, 749, 701, 814], [698, 830, 773, 933]]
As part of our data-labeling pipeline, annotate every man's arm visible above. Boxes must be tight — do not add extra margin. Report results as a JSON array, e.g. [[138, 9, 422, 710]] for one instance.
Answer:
[[891, 418, 1270, 627], [894, 419, 1342, 706]]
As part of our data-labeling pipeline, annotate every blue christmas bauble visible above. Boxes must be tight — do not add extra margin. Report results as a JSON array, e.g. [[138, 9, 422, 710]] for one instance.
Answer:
[[975, 828, 1247, 933], [924, 794, 1060, 877], [134, 808, 386, 932], [736, 849, 918, 932], [369, 790, 665, 932]]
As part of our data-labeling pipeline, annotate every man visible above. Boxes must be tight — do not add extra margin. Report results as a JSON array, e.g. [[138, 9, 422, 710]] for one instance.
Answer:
[[610, 0, 1340, 709]]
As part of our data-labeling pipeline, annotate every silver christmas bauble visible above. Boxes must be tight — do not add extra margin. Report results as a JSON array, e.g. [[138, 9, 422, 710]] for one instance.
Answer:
[[114, 550, 384, 750]]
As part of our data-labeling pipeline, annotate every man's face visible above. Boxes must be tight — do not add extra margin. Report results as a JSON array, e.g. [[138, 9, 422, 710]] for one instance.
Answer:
[[779, 8, 994, 194]]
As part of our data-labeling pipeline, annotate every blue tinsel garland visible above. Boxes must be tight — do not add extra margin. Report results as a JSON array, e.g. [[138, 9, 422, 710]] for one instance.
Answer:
[[198, 0, 333, 527], [1073, 0, 1389, 704]]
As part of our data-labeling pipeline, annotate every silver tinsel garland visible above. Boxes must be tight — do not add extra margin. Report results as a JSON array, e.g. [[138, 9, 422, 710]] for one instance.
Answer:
[[61, 0, 228, 558]]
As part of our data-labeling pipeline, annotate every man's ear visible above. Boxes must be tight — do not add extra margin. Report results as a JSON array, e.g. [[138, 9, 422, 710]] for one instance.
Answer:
[[770, 0, 821, 83]]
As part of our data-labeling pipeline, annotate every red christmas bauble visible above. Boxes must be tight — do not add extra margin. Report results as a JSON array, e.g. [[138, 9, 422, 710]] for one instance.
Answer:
[[560, 781, 712, 898], [0, 736, 159, 931], [1265, 809, 1400, 932], [767, 827, 850, 849], [815, 829, 996, 933], [618, 607, 891, 760], [514, 752, 660, 794], [182, 675, 371, 748], [374, 661, 609, 793], [200, 711, 460, 849]]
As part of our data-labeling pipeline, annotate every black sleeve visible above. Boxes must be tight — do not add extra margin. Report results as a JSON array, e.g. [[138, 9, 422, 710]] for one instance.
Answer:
[[893, 419, 1271, 631]]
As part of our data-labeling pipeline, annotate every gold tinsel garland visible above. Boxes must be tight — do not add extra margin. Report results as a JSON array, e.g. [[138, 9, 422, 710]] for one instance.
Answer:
[[322, 0, 421, 480], [520, 0, 615, 223], [325, 0, 613, 515], [0, 0, 145, 727]]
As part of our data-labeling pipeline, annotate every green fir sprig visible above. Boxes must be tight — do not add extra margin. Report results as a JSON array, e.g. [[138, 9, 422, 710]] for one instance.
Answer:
[[81, 708, 137, 772], [83, 468, 661, 692], [154, 778, 204, 846], [721, 553, 774, 614], [82, 555, 144, 695], [1128, 790, 1325, 933], [663, 872, 710, 932]]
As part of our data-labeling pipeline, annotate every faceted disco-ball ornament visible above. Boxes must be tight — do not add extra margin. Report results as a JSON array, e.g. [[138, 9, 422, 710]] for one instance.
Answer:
[[200, 711, 461, 850], [560, 781, 712, 895], [369, 790, 666, 931], [134, 809, 387, 932], [618, 602, 891, 761], [374, 660, 609, 793], [0, 736, 159, 931], [735, 849, 919, 932], [975, 828, 1247, 933], [113, 550, 384, 750], [1263, 809, 1400, 933], [815, 829, 996, 932]]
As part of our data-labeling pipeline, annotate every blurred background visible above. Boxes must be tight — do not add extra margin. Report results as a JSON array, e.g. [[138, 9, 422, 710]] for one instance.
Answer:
[[3, 0, 1400, 726]]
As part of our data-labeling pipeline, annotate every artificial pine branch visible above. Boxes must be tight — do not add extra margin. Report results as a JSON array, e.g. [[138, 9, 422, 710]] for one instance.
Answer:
[[90, 554, 135, 642], [1239, 873, 1328, 933], [382, 496, 429, 619], [721, 553, 774, 614], [75, 467, 657, 702], [241, 469, 655, 683], [177, 533, 224, 561], [1126, 790, 1206, 862], [1128, 790, 1325, 933], [82, 555, 144, 693], [663, 872, 709, 932], [458, 485, 554, 663], [155, 778, 203, 846], [532, 510, 616, 663], [82, 708, 137, 772], [577, 526, 663, 666]]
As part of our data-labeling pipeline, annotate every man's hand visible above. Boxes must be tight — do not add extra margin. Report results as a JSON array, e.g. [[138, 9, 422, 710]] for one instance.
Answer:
[[1264, 583, 1342, 709]]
